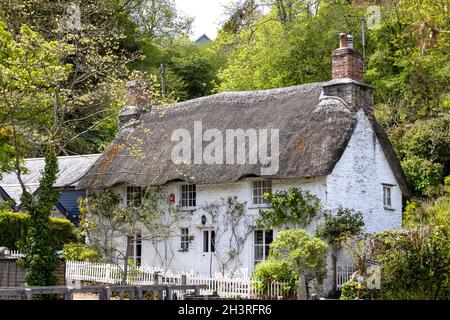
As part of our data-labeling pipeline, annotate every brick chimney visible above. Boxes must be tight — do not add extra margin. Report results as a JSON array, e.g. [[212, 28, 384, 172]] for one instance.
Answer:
[[332, 33, 364, 81], [321, 33, 373, 115], [119, 72, 152, 128]]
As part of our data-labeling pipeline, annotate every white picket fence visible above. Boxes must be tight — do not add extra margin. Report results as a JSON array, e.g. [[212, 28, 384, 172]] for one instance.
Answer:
[[336, 264, 356, 289], [5, 250, 25, 259], [65, 260, 295, 299]]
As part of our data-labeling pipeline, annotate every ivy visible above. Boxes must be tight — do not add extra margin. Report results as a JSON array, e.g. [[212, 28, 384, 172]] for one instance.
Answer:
[[256, 186, 322, 229]]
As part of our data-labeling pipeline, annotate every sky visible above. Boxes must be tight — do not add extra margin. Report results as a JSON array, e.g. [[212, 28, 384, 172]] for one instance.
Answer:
[[174, 0, 234, 40]]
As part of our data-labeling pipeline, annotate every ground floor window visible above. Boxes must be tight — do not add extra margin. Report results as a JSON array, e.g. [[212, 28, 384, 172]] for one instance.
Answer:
[[203, 229, 215, 253], [180, 228, 189, 252], [128, 234, 142, 267], [254, 230, 273, 266]]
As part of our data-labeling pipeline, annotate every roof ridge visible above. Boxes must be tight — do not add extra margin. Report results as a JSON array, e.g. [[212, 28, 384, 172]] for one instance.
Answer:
[[145, 82, 326, 117]]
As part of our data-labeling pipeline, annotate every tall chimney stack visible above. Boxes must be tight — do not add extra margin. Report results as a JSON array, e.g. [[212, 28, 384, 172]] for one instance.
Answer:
[[332, 33, 363, 81], [119, 72, 152, 128]]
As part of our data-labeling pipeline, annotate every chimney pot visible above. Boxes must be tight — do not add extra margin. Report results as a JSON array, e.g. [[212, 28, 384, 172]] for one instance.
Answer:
[[347, 35, 354, 49], [332, 33, 364, 81], [339, 33, 348, 48]]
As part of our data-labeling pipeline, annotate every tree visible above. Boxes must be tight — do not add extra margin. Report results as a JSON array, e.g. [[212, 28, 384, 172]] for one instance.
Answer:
[[316, 207, 365, 244], [216, 1, 364, 91], [201, 196, 254, 277], [0, 0, 137, 155], [254, 229, 328, 299], [256, 186, 322, 229], [401, 156, 444, 197], [0, 22, 71, 286], [18, 147, 60, 287], [79, 188, 191, 282], [131, 0, 193, 44]]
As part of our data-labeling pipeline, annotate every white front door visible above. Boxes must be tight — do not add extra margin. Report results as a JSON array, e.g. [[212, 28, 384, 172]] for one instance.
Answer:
[[200, 229, 215, 276]]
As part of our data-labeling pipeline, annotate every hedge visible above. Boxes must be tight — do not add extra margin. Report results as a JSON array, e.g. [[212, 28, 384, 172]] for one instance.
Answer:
[[0, 211, 77, 250]]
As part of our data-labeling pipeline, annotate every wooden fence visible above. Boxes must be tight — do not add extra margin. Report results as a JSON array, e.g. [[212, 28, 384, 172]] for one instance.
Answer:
[[0, 258, 66, 287], [65, 260, 295, 299]]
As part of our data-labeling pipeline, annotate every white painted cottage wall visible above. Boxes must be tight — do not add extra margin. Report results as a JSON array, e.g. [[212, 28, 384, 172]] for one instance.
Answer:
[[113, 177, 327, 276], [326, 109, 402, 233]]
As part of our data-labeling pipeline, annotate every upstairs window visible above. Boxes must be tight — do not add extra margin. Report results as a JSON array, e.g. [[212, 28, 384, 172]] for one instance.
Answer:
[[383, 185, 393, 208], [252, 180, 272, 205], [180, 228, 189, 252], [127, 186, 142, 207], [181, 184, 196, 208]]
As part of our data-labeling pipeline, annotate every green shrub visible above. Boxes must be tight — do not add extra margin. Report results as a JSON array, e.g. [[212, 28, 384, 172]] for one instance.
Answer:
[[253, 259, 297, 294], [61, 243, 101, 262], [0, 211, 28, 249], [370, 227, 450, 299], [339, 279, 365, 300], [253, 229, 328, 298], [316, 207, 365, 244], [0, 211, 77, 250], [401, 156, 444, 197]]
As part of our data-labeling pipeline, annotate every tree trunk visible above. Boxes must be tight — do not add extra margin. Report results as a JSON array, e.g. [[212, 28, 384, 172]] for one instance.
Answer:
[[297, 274, 307, 300], [122, 236, 131, 285]]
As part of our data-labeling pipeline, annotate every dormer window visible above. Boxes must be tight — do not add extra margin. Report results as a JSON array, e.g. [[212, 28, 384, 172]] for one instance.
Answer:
[[181, 184, 196, 208]]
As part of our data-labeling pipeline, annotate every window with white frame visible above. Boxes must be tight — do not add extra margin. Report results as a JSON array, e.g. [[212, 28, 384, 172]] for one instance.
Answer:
[[252, 180, 272, 205], [254, 230, 273, 266], [383, 185, 393, 208], [126, 186, 142, 207], [128, 234, 142, 267], [203, 229, 215, 253], [180, 228, 189, 252], [181, 184, 196, 207]]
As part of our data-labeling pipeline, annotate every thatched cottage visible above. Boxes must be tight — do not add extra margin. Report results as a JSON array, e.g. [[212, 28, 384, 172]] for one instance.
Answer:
[[77, 33, 410, 293]]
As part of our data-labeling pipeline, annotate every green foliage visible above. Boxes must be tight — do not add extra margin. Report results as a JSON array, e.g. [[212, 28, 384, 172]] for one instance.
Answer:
[[253, 259, 297, 294], [19, 148, 61, 286], [61, 243, 101, 262], [254, 229, 328, 297], [339, 279, 367, 300], [316, 207, 365, 244], [0, 211, 77, 250], [217, 1, 365, 91], [401, 156, 444, 197], [257, 186, 322, 229], [400, 116, 450, 165], [370, 226, 450, 300], [0, 211, 28, 249], [270, 229, 328, 276]]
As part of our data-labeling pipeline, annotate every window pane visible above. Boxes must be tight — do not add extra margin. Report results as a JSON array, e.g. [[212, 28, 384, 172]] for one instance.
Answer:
[[254, 230, 264, 245], [203, 230, 208, 252], [254, 246, 263, 261], [265, 230, 273, 244], [211, 230, 215, 252]]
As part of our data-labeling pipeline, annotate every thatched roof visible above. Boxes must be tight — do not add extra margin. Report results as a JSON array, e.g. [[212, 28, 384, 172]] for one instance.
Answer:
[[77, 82, 410, 196]]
